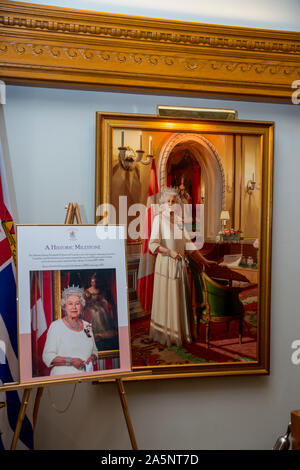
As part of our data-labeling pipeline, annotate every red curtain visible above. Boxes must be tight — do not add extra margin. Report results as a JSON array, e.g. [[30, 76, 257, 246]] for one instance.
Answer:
[[30, 271, 52, 377], [60, 271, 70, 291], [192, 160, 201, 206], [108, 270, 118, 319]]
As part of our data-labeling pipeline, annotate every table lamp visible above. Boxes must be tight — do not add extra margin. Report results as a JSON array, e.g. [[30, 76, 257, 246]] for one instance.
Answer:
[[220, 210, 230, 229]]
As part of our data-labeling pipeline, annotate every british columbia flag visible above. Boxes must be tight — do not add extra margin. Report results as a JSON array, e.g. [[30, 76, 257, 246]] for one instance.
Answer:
[[0, 140, 33, 449]]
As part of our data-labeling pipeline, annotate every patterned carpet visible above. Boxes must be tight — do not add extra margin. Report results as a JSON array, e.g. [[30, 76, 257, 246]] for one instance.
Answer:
[[131, 286, 258, 366]]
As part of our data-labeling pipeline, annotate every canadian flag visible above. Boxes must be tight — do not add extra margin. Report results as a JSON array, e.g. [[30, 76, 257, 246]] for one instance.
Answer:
[[136, 159, 159, 313], [30, 271, 52, 376]]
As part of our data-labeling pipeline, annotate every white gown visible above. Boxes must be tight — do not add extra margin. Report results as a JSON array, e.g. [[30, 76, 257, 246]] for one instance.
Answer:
[[149, 212, 196, 347], [42, 319, 98, 376]]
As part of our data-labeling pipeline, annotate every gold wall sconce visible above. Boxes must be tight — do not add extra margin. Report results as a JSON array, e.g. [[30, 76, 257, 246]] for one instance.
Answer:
[[247, 173, 256, 194], [118, 131, 154, 171], [201, 188, 205, 203]]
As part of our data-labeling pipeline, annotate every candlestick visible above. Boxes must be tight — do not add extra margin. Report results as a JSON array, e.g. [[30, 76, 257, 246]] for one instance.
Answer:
[[149, 136, 152, 155], [139, 132, 142, 150], [121, 131, 124, 147]]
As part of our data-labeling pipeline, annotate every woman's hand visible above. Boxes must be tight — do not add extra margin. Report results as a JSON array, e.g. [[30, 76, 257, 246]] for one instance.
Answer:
[[86, 354, 97, 364], [189, 250, 217, 268], [204, 259, 218, 267], [170, 250, 181, 260], [70, 358, 85, 370]]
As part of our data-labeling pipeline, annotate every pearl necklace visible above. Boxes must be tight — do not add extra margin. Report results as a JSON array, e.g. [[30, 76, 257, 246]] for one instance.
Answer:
[[65, 316, 81, 330]]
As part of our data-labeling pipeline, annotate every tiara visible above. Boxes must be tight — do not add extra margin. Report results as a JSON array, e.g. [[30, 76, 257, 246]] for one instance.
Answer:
[[160, 186, 180, 203], [61, 285, 85, 299], [161, 186, 179, 196]]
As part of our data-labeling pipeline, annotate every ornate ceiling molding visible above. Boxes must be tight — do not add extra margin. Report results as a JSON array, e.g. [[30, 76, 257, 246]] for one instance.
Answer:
[[0, 1, 299, 102]]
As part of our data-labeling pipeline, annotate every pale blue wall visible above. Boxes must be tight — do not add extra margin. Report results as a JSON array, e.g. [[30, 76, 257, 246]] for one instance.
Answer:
[[3, 85, 300, 450], [4, 87, 299, 227]]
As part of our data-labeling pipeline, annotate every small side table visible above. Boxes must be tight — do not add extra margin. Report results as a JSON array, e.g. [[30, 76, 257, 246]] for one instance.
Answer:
[[230, 266, 258, 284]]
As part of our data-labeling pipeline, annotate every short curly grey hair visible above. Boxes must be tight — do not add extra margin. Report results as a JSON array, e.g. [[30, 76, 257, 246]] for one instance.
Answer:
[[159, 187, 181, 204], [60, 285, 86, 309]]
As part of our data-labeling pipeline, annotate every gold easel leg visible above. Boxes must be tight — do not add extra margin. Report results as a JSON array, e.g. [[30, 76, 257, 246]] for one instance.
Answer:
[[65, 202, 83, 225], [74, 203, 83, 224], [116, 379, 138, 450], [10, 388, 32, 450], [33, 387, 44, 431], [64, 203, 75, 224]]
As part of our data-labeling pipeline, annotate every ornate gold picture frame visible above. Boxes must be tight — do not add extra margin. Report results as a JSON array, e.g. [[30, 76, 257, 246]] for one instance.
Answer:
[[95, 112, 273, 380]]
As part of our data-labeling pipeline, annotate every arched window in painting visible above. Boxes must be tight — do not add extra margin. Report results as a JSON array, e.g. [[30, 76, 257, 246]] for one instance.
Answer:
[[166, 148, 202, 229]]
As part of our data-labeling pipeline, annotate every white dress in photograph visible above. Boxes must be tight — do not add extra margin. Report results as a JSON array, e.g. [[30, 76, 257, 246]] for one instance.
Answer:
[[43, 319, 98, 376], [149, 212, 196, 347]]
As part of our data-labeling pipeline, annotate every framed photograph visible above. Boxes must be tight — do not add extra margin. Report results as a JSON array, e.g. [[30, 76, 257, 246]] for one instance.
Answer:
[[16, 224, 131, 385], [95, 112, 273, 381]]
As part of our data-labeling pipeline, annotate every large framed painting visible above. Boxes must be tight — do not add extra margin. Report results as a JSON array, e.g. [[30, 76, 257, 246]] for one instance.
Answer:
[[95, 112, 273, 380]]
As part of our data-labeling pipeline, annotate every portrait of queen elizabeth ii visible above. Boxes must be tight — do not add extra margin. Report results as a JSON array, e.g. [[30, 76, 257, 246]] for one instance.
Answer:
[[18, 225, 129, 386], [42, 285, 98, 376], [148, 187, 213, 348]]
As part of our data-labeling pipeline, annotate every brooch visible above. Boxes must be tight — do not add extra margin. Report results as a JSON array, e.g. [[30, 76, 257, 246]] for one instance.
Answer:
[[84, 323, 92, 338]]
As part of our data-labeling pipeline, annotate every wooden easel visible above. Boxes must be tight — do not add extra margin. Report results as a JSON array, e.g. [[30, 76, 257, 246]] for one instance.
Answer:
[[8, 203, 142, 450]]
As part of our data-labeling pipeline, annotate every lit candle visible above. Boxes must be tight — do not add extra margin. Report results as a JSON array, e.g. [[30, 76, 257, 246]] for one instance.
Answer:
[[201, 188, 205, 198], [139, 132, 143, 150], [149, 136, 152, 155], [121, 130, 124, 147]]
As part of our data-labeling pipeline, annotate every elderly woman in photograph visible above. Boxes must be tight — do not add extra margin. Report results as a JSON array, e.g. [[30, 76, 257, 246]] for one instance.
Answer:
[[149, 187, 212, 348], [43, 286, 98, 376]]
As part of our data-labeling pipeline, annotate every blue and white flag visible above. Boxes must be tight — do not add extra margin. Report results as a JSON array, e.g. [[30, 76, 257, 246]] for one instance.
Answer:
[[0, 137, 33, 449]]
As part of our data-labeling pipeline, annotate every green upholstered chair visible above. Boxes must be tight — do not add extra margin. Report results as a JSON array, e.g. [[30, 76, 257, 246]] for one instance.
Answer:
[[200, 270, 244, 348]]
